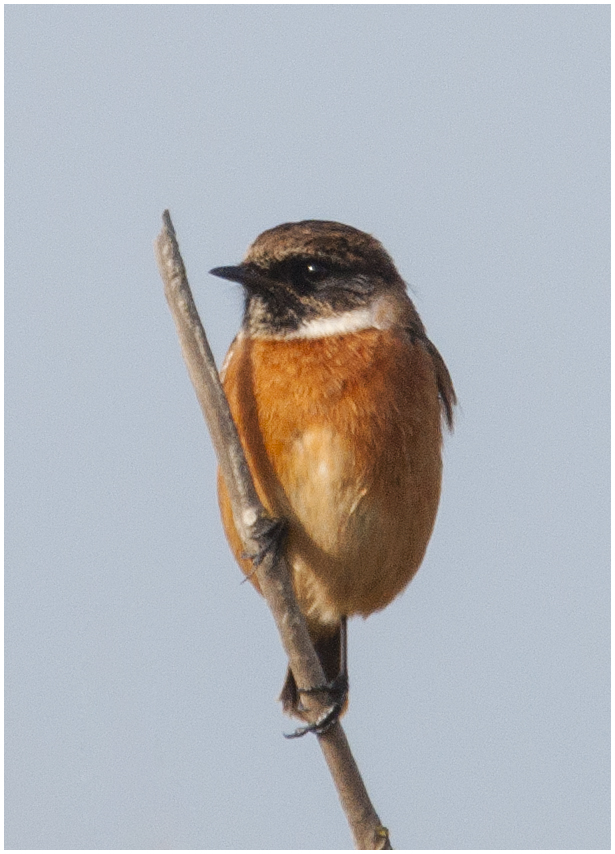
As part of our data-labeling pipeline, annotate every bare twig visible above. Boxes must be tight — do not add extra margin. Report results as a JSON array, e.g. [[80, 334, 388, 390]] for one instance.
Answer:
[[155, 210, 392, 850]]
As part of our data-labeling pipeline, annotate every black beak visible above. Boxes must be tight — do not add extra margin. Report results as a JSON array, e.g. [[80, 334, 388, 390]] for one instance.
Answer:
[[209, 265, 247, 284], [209, 264, 271, 293]]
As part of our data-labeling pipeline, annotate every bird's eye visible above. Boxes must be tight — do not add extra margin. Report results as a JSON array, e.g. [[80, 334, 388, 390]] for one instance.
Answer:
[[303, 261, 328, 280], [288, 260, 329, 291], [272, 258, 333, 293]]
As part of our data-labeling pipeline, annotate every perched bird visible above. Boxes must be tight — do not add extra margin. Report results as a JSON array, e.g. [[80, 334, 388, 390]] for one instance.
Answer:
[[211, 220, 455, 734]]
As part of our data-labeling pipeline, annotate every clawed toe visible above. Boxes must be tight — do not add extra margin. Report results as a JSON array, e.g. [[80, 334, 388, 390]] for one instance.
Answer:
[[283, 673, 349, 739], [283, 699, 344, 739], [241, 517, 287, 579]]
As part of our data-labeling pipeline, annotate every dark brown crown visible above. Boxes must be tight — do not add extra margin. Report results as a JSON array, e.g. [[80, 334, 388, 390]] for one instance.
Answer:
[[244, 220, 400, 283]]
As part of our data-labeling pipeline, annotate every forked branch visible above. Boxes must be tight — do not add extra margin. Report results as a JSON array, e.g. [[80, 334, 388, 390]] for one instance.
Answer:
[[154, 210, 392, 850]]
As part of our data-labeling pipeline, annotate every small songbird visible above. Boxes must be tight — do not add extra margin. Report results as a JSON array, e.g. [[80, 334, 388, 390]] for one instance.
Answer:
[[211, 220, 455, 734]]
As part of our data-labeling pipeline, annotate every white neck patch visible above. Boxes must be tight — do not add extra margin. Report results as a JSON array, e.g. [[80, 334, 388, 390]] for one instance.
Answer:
[[284, 307, 377, 340]]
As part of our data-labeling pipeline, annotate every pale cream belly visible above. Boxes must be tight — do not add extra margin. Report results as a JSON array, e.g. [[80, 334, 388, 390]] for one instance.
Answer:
[[273, 423, 442, 628]]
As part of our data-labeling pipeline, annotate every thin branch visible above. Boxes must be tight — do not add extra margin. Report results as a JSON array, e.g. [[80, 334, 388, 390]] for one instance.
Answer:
[[155, 210, 392, 850]]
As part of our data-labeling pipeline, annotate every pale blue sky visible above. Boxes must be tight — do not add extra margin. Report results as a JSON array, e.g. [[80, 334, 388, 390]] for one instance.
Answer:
[[6, 5, 609, 849]]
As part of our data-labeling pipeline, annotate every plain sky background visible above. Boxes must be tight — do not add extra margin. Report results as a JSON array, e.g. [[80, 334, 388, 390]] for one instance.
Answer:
[[5, 5, 610, 850]]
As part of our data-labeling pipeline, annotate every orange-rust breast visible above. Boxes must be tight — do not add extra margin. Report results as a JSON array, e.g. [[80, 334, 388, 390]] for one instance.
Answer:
[[217, 328, 443, 633]]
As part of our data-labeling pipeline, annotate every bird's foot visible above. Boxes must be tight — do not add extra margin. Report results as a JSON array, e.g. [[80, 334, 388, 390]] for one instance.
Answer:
[[284, 672, 349, 738], [241, 516, 287, 581]]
